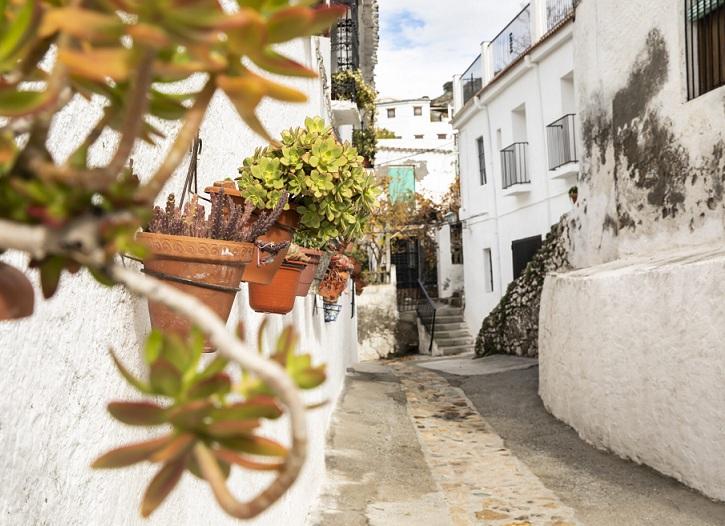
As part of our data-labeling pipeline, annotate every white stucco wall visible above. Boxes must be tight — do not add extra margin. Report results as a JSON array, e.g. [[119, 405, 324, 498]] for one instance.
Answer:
[[539, 244, 725, 501], [356, 280, 398, 361], [453, 21, 576, 333], [539, 0, 725, 501], [0, 37, 360, 525], [436, 224, 464, 299], [566, 0, 725, 269]]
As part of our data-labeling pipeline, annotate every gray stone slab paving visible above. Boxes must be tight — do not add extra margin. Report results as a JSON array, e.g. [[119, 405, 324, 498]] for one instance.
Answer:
[[417, 352, 538, 376]]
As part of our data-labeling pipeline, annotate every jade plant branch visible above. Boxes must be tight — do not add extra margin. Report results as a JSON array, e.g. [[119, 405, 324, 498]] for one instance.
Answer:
[[0, 218, 308, 518]]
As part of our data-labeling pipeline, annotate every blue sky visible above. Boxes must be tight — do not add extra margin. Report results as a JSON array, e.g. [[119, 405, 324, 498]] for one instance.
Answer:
[[377, 1, 525, 99]]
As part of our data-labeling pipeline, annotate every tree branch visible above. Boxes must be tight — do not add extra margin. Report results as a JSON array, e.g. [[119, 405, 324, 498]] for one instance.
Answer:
[[134, 80, 216, 203]]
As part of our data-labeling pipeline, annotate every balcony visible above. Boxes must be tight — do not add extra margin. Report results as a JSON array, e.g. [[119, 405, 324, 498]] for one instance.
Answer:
[[492, 4, 532, 75], [461, 55, 483, 106], [546, 113, 578, 178], [546, 0, 576, 32], [501, 142, 530, 192]]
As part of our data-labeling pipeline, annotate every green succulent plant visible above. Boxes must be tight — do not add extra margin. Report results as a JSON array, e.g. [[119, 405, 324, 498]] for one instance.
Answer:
[[236, 117, 379, 246], [93, 323, 325, 518]]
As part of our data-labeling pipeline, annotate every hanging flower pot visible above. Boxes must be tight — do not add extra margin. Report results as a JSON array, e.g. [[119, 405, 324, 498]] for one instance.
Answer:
[[295, 248, 323, 297], [318, 270, 349, 303], [206, 182, 299, 285], [248, 261, 305, 315], [241, 208, 298, 284], [310, 251, 333, 293], [0, 261, 34, 321], [139, 191, 283, 351], [323, 301, 342, 323], [137, 232, 253, 350]]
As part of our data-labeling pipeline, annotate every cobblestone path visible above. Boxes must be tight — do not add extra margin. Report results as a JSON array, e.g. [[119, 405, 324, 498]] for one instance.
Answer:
[[389, 362, 577, 526]]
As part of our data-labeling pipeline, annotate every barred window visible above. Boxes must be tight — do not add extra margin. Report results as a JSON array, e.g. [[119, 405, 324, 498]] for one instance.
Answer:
[[476, 136, 487, 185], [685, 0, 725, 99]]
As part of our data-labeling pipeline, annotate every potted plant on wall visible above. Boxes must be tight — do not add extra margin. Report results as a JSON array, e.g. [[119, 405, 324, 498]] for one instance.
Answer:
[[205, 180, 296, 285], [137, 190, 285, 349], [318, 254, 355, 322], [248, 244, 311, 314], [235, 116, 379, 303]]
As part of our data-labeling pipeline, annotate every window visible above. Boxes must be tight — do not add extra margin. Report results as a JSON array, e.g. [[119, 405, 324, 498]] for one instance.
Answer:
[[437, 133, 447, 140], [413, 106, 423, 116], [483, 249, 494, 293], [511, 235, 542, 280], [685, 0, 725, 99], [414, 134, 424, 139], [450, 223, 463, 265], [476, 136, 486, 185], [387, 108, 396, 118]]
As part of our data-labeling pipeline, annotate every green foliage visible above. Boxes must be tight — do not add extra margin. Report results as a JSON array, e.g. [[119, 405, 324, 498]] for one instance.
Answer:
[[95, 324, 325, 518], [375, 128, 397, 139], [237, 116, 379, 246], [0, 0, 344, 292], [352, 128, 377, 165], [331, 68, 377, 116]]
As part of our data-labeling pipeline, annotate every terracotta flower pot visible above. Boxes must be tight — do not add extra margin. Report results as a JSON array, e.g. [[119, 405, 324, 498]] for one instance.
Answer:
[[205, 182, 300, 285], [0, 261, 34, 320], [248, 261, 305, 315], [136, 232, 253, 351], [295, 248, 323, 297], [318, 271, 349, 303]]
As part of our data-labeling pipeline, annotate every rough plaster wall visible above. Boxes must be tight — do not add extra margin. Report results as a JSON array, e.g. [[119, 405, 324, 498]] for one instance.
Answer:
[[356, 282, 398, 360], [539, 244, 725, 501], [0, 37, 359, 526], [569, 0, 725, 269]]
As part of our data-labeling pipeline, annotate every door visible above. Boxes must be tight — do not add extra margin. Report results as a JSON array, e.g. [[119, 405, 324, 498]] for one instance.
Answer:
[[511, 235, 542, 280]]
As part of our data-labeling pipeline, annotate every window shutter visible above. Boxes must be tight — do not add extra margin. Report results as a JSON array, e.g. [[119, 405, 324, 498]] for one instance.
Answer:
[[689, 0, 725, 20]]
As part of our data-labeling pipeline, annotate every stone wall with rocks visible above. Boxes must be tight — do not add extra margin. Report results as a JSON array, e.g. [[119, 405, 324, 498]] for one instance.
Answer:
[[475, 216, 570, 358]]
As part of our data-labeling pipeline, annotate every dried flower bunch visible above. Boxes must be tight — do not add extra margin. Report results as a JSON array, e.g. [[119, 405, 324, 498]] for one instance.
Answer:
[[148, 190, 289, 244], [319, 254, 354, 301], [94, 324, 326, 518]]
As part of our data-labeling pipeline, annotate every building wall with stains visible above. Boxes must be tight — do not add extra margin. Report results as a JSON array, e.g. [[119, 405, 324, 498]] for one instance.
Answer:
[[569, 0, 725, 269]]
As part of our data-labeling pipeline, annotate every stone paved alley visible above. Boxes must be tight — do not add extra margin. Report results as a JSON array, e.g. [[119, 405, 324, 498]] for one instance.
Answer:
[[307, 354, 725, 526]]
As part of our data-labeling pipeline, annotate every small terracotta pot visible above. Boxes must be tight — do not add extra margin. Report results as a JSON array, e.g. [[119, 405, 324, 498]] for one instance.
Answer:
[[0, 261, 34, 320], [295, 248, 323, 297], [310, 252, 333, 293], [205, 182, 300, 285], [248, 261, 305, 315], [318, 271, 349, 303], [137, 232, 253, 351]]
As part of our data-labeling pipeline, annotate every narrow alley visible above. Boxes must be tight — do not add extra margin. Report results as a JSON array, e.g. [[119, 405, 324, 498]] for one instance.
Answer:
[[309, 354, 725, 526]]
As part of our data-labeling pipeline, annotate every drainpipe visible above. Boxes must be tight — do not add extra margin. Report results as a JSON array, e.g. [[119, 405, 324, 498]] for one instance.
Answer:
[[528, 54, 554, 227], [473, 95, 504, 299]]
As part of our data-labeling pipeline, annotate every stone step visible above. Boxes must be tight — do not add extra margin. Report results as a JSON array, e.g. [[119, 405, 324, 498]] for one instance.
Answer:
[[433, 315, 465, 324], [436, 307, 464, 316], [435, 322, 468, 332], [438, 344, 475, 356], [434, 329, 471, 339], [435, 337, 475, 347]]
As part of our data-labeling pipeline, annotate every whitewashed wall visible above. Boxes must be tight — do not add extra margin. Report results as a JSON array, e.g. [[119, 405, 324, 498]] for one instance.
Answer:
[[540, 244, 725, 501], [539, 0, 725, 501], [0, 37, 360, 526], [435, 224, 463, 299], [453, 23, 575, 333]]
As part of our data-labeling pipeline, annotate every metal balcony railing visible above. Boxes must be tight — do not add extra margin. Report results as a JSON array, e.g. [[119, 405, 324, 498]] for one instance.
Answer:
[[492, 4, 532, 74], [546, 0, 575, 31], [461, 55, 483, 105], [331, 0, 359, 72], [501, 142, 530, 189], [546, 113, 577, 170]]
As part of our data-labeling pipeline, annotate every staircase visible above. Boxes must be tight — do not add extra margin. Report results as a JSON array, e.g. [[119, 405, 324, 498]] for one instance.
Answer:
[[420, 305, 475, 356]]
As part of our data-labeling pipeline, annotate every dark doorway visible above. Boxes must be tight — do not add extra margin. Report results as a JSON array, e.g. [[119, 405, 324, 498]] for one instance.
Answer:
[[511, 235, 542, 280], [391, 237, 420, 311]]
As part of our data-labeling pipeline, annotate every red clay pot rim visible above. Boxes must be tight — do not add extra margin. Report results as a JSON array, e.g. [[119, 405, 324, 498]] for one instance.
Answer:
[[280, 261, 306, 271], [136, 232, 254, 265]]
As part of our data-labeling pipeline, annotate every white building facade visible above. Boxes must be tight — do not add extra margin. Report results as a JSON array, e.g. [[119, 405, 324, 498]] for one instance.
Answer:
[[451, 0, 578, 331]]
